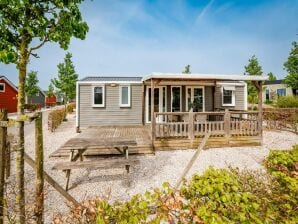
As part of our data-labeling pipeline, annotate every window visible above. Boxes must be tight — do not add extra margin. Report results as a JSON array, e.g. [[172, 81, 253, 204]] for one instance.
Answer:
[[186, 87, 204, 112], [171, 86, 181, 112], [92, 86, 105, 107], [120, 85, 131, 107], [266, 89, 270, 101], [276, 88, 286, 97], [0, 83, 5, 92], [222, 86, 235, 106]]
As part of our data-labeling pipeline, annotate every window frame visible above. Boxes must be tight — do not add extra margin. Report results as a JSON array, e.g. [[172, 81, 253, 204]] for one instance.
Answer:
[[92, 85, 105, 107], [222, 86, 235, 106], [276, 88, 286, 97], [0, 83, 5, 92], [119, 85, 131, 107], [185, 86, 205, 112], [171, 86, 182, 112]]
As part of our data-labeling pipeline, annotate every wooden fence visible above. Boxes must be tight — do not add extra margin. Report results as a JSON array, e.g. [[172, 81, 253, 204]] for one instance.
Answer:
[[153, 110, 260, 139]]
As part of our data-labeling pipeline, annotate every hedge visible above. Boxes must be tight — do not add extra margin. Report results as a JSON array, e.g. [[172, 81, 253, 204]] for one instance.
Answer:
[[53, 145, 298, 223], [48, 109, 65, 132], [275, 96, 298, 108]]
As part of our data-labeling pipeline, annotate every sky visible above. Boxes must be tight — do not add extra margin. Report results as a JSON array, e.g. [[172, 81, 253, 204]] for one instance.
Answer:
[[1, 0, 298, 89]]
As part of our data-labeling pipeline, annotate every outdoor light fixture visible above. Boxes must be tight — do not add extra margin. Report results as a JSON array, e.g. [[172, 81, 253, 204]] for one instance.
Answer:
[[110, 83, 118, 87]]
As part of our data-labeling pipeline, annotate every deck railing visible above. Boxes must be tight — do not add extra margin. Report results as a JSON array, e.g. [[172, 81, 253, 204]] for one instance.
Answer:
[[152, 110, 260, 139]]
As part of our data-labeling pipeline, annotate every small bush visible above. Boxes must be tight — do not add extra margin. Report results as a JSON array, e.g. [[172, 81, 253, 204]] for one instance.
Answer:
[[24, 103, 41, 112], [48, 109, 65, 132], [66, 103, 76, 113], [54, 146, 298, 223], [275, 96, 298, 108]]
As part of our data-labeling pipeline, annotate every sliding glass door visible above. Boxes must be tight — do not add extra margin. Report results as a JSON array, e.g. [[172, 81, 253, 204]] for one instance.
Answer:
[[186, 87, 204, 112], [146, 86, 166, 123]]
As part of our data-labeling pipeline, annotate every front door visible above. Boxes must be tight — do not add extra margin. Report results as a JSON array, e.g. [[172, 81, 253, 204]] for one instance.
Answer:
[[146, 86, 166, 123]]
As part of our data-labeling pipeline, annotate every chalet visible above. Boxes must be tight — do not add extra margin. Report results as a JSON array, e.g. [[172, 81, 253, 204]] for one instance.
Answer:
[[76, 73, 267, 150], [263, 79, 297, 102], [26, 88, 46, 107], [0, 75, 18, 113]]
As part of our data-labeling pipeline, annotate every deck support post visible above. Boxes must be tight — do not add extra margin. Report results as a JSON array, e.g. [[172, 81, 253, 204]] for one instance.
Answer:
[[0, 109, 7, 224], [224, 109, 230, 139], [151, 79, 156, 142]]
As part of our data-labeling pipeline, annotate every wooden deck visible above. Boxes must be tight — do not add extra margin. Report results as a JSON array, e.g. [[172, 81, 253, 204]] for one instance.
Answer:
[[50, 125, 153, 157], [51, 111, 263, 158]]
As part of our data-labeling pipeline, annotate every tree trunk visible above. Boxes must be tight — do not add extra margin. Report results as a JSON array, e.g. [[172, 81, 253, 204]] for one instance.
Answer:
[[0, 109, 7, 224], [64, 96, 67, 121], [34, 112, 44, 224], [15, 40, 28, 224]]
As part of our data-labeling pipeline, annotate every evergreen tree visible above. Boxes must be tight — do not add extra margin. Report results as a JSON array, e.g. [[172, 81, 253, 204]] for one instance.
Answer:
[[284, 41, 298, 91]]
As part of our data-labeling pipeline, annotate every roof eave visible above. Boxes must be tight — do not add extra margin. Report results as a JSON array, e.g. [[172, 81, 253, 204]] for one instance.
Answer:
[[142, 73, 268, 82]]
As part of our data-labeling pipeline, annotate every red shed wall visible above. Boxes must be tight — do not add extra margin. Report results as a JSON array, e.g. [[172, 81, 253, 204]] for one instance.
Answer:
[[0, 79, 18, 113]]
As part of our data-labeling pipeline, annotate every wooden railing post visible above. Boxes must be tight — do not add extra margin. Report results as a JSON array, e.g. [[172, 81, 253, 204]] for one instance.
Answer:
[[188, 110, 194, 139], [0, 109, 7, 224], [152, 112, 156, 140], [257, 81, 263, 138], [224, 109, 230, 138], [34, 112, 44, 224]]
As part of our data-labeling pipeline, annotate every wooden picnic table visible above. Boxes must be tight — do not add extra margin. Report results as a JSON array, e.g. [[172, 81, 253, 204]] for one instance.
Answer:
[[53, 137, 137, 191]]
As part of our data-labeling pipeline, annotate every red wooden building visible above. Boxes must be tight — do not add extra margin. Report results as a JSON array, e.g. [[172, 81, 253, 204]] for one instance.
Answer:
[[45, 95, 57, 107], [0, 76, 18, 113]]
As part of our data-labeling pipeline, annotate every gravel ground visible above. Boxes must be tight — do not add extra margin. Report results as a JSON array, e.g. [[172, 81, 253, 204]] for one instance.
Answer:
[[7, 113, 298, 223]]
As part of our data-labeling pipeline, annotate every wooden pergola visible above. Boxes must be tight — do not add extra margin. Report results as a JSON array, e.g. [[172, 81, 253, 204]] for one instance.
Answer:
[[144, 73, 266, 147]]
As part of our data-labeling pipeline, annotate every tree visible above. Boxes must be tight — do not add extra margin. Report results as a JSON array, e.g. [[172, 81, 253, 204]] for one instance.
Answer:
[[182, 65, 191, 74], [52, 52, 78, 104], [0, 2, 88, 223], [284, 41, 298, 91], [244, 55, 263, 104], [47, 83, 55, 97], [267, 72, 277, 81], [25, 71, 39, 103]]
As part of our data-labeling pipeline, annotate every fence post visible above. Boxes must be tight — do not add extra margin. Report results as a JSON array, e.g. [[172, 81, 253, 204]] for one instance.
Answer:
[[0, 109, 7, 224], [224, 109, 230, 138], [152, 112, 156, 141], [34, 112, 44, 224], [188, 110, 194, 140]]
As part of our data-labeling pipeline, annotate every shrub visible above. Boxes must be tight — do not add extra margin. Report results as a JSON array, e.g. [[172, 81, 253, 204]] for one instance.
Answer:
[[275, 96, 298, 108], [54, 146, 298, 223], [48, 109, 65, 132], [263, 145, 298, 223], [24, 103, 41, 112], [66, 103, 76, 113]]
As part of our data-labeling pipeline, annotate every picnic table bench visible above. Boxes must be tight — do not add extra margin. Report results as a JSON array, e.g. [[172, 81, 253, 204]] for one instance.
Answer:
[[52, 138, 138, 191]]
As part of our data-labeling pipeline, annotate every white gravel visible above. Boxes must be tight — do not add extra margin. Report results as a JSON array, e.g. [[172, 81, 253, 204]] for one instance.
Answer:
[[7, 112, 298, 223]]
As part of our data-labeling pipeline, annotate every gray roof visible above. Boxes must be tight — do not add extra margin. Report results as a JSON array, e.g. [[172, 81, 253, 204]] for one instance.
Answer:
[[80, 76, 143, 82], [264, 80, 284, 85]]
